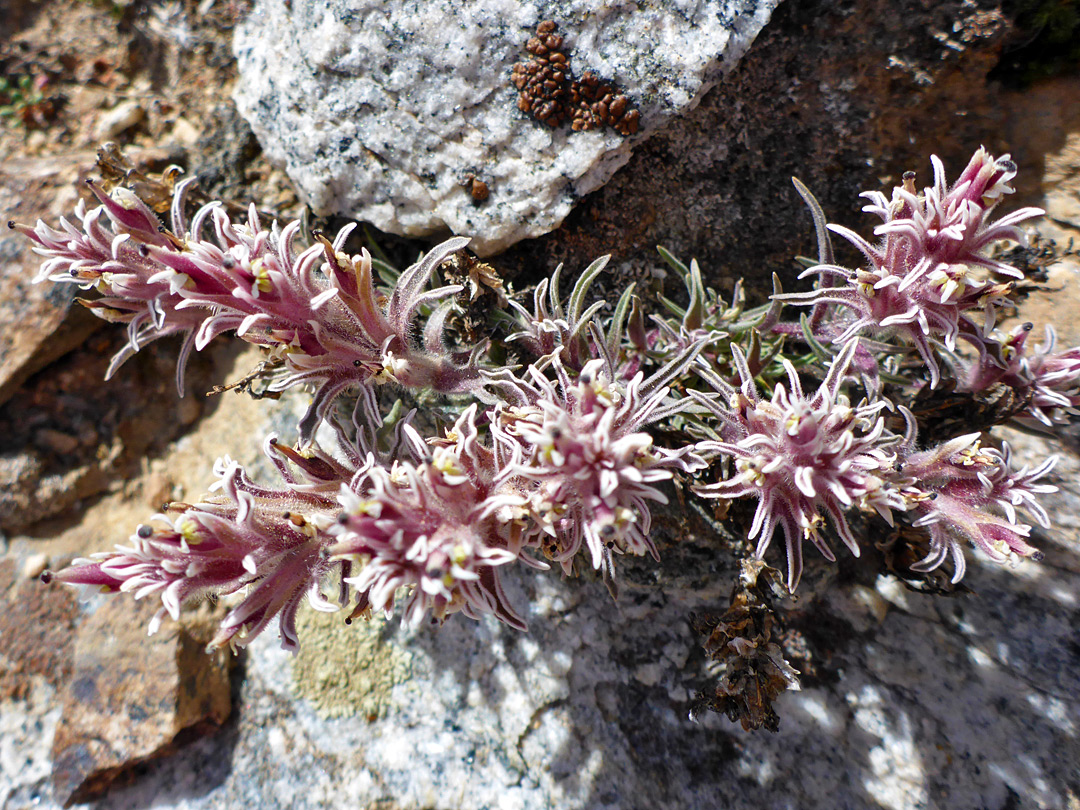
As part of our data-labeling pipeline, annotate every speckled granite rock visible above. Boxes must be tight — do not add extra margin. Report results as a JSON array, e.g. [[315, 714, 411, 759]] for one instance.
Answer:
[[232, 0, 780, 255]]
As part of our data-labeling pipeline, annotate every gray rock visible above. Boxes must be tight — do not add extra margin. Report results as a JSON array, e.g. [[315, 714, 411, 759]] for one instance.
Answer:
[[232, 0, 780, 255]]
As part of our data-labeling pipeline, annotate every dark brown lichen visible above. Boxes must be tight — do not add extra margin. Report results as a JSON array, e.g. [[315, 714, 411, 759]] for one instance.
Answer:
[[511, 20, 640, 136]]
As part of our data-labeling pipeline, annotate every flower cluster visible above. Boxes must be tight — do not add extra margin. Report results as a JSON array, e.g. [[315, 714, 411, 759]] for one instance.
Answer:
[[25, 146, 1067, 726], [780, 148, 1044, 385], [332, 405, 529, 630], [12, 180, 482, 439], [49, 435, 350, 652], [894, 427, 1056, 581], [960, 322, 1080, 428], [495, 356, 705, 588], [690, 339, 904, 589]]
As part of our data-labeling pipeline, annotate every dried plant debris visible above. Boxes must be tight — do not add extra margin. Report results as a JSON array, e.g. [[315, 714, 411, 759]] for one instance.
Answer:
[[440, 250, 508, 344], [690, 560, 800, 732], [96, 142, 185, 214], [994, 232, 1074, 289], [511, 20, 640, 136]]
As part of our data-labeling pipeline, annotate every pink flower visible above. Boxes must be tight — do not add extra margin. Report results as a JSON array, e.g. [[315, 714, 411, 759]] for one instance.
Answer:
[[495, 355, 705, 586], [690, 339, 903, 589], [896, 427, 1056, 581], [331, 405, 528, 629], [14, 179, 483, 439], [780, 150, 1044, 386], [50, 439, 350, 653], [961, 323, 1080, 428]]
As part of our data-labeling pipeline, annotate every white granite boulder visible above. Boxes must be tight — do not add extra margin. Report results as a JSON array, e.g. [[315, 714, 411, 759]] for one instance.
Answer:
[[232, 0, 780, 255]]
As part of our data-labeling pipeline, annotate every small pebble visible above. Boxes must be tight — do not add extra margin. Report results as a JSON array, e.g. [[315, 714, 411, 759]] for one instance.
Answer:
[[95, 100, 145, 140], [22, 552, 49, 580]]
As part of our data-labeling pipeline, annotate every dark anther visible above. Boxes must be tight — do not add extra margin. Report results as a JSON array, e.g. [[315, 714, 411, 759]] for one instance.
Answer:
[[6, 220, 15, 229], [40, 570, 53, 584], [353, 359, 362, 367], [998, 159, 1017, 173], [282, 511, 292, 520], [579, 374, 592, 386], [928, 492, 939, 500], [268, 436, 278, 444], [222, 257, 236, 269], [344, 617, 353, 625], [138, 244, 150, 257], [1023, 322, 1034, 332], [69, 269, 79, 277], [136, 524, 153, 538], [337, 513, 350, 525], [903, 171, 917, 180]]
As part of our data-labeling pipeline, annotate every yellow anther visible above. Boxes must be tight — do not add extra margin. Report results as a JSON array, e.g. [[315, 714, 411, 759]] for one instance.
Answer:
[[177, 517, 202, 545]]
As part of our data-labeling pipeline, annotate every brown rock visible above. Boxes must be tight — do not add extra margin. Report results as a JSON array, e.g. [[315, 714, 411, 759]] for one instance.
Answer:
[[50, 598, 233, 807], [0, 558, 79, 700], [0, 324, 224, 535], [142, 467, 178, 509], [0, 145, 187, 410], [0, 154, 103, 408]]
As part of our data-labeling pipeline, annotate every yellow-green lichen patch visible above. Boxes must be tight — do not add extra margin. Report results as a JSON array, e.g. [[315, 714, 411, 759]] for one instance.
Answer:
[[291, 607, 413, 721]]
